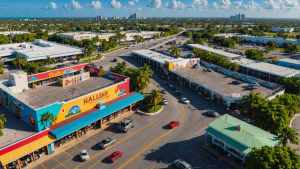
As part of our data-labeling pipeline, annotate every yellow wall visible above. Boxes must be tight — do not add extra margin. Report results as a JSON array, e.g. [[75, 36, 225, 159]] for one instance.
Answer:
[[55, 84, 123, 123]]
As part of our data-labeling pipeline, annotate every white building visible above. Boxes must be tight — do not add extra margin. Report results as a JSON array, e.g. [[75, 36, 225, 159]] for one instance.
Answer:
[[0, 31, 30, 36], [113, 15, 119, 19], [271, 28, 294, 33], [0, 39, 82, 63]]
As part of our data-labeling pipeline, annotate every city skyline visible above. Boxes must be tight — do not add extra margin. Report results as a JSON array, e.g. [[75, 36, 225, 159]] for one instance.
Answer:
[[0, 0, 298, 18]]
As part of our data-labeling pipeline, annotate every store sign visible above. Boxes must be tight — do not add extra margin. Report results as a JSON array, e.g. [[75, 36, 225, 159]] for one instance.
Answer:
[[49, 71, 64, 77], [97, 101, 106, 110], [84, 90, 108, 105], [62, 72, 90, 87], [81, 73, 89, 81]]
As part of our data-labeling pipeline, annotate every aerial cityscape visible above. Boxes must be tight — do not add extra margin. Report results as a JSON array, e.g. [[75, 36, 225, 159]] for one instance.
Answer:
[[0, 0, 299, 169]]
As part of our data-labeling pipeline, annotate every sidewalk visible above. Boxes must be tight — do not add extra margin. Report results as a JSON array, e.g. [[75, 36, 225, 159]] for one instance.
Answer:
[[24, 110, 136, 169]]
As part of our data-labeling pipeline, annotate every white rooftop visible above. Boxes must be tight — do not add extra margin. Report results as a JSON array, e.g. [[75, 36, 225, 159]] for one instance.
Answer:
[[131, 50, 191, 64], [0, 31, 30, 35], [0, 39, 82, 61], [187, 44, 242, 59], [232, 58, 300, 77], [59, 31, 160, 36], [277, 58, 300, 64]]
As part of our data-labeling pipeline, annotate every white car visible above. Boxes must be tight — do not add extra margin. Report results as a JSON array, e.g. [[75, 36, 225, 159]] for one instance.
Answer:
[[79, 149, 90, 161], [173, 159, 192, 169], [162, 98, 168, 105], [181, 98, 190, 104], [161, 89, 167, 94]]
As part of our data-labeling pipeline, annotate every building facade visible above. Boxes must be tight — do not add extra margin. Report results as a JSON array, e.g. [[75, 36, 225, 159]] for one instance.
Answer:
[[270, 27, 294, 33]]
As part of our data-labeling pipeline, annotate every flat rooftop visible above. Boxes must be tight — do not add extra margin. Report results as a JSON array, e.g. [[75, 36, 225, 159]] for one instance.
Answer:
[[0, 39, 82, 61], [278, 58, 300, 64], [59, 31, 160, 36], [132, 50, 192, 65], [0, 106, 37, 149], [171, 67, 273, 98], [18, 74, 115, 109], [233, 58, 300, 77], [187, 44, 242, 59]]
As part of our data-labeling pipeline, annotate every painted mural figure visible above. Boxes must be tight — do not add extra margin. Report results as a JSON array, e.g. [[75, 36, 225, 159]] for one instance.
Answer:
[[65, 105, 81, 118]]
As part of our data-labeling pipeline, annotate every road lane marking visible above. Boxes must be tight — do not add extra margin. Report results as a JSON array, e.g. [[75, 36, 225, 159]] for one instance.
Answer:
[[151, 166, 155, 169], [117, 104, 186, 169], [53, 158, 68, 169], [76, 119, 158, 169]]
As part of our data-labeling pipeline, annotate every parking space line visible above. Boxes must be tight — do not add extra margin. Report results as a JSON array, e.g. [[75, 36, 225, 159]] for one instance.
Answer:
[[53, 158, 68, 169], [80, 142, 91, 148], [117, 104, 186, 169], [87, 138, 98, 144], [202, 143, 239, 169], [91, 135, 101, 141], [40, 164, 46, 169], [64, 152, 73, 158], [76, 119, 158, 169], [151, 166, 155, 169], [73, 146, 82, 151]]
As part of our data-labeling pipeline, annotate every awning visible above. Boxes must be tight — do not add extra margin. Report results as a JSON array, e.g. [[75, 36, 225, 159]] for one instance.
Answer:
[[0, 135, 56, 165], [50, 93, 144, 139]]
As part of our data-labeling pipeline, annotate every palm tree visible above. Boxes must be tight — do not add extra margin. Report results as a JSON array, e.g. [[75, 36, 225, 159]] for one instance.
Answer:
[[141, 63, 153, 92], [148, 89, 162, 110], [170, 46, 181, 57], [133, 35, 139, 43], [238, 92, 262, 120], [115, 61, 128, 75], [40, 111, 57, 128], [44, 56, 55, 68], [0, 114, 7, 129], [12, 54, 26, 70], [79, 40, 83, 48], [278, 126, 299, 146]]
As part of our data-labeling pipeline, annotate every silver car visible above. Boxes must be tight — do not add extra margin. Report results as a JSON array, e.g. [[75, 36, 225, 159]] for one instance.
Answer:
[[207, 110, 219, 117], [162, 98, 168, 105], [79, 149, 90, 161], [173, 159, 193, 169], [99, 138, 116, 149], [118, 119, 134, 132], [161, 89, 167, 94]]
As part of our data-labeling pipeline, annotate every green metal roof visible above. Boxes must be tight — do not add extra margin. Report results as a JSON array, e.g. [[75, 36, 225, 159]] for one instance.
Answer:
[[206, 114, 280, 155]]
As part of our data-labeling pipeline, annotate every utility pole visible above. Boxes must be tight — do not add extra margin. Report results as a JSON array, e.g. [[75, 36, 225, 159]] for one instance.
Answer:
[[9, 28, 12, 44]]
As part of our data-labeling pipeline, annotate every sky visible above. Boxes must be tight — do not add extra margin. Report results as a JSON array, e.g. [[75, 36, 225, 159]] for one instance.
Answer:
[[0, 0, 299, 18]]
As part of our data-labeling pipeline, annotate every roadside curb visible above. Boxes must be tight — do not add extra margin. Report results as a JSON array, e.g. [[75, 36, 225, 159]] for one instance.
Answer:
[[101, 47, 126, 56], [136, 105, 164, 116], [289, 114, 299, 127], [84, 55, 105, 63]]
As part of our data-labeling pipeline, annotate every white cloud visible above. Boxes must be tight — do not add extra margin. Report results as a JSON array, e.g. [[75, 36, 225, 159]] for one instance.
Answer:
[[127, 1, 134, 5], [211, 2, 220, 8], [50, 2, 57, 9], [63, 4, 68, 9], [138, 7, 143, 10], [219, 0, 231, 8], [166, 0, 187, 10], [263, 0, 281, 9], [91, 1, 102, 9], [187, 4, 195, 9], [71, 0, 83, 9], [110, 0, 122, 9], [263, 0, 299, 11], [147, 0, 162, 8], [257, 6, 262, 10], [233, 0, 260, 10], [4, 4, 8, 6], [192, 0, 208, 6], [197, 5, 203, 10], [133, 0, 139, 2]]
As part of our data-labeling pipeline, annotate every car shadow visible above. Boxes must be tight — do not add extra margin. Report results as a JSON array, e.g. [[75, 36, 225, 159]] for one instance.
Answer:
[[162, 124, 171, 130], [90, 144, 101, 151], [72, 155, 83, 163]]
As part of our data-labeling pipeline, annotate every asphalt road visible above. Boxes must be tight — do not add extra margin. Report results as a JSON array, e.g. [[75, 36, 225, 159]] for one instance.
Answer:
[[3, 34, 245, 169]]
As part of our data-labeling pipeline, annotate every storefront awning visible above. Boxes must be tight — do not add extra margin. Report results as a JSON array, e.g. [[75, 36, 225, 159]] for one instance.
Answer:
[[50, 93, 144, 139], [0, 135, 56, 165]]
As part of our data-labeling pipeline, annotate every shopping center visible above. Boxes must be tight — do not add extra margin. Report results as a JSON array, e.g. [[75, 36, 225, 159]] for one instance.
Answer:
[[0, 64, 143, 169]]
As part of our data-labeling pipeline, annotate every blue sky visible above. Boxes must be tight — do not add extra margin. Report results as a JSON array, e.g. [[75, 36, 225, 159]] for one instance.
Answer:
[[0, 0, 298, 18]]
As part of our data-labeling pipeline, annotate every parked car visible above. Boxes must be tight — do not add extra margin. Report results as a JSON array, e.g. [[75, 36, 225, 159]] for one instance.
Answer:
[[162, 82, 168, 86], [168, 121, 180, 128], [232, 81, 242, 85], [73, 60, 78, 64], [175, 91, 181, 96], [125, 47, 129, 49], [248, 85, 258, 90], [160, 45, 164, 48], [118, 119, 134, 132], [182, 48, 188, 51], [132, 45, 135, 47], [193, 64, 199, 68], [79, 149, 90, 161], [161, 89, 167, 94], [181, 97, 190, 104], [250, 82, 260, 87], [207, 68, 214, 72], [173, 159, 192, 169], [162, 98, 168, 105], [108, 151, 123, 163], [233, 47, 238, 49], [99, 138, 116, 149], [207, 110, 219, 117], [168, 85, 175, 90], [112, 58, 117, 62], [160, 75, 166, 79]]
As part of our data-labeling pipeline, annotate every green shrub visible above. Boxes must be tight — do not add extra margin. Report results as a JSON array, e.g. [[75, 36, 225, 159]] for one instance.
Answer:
[[0, 130, 3, 137]]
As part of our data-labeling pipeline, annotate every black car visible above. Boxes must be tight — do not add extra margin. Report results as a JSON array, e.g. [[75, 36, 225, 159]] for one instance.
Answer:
[[112, 58, 117, 62], [168, 85, 175, 90], [232, 81, 242, 85], [175, 91, 181, 96], [162, 82, 168, 86], [58, 60, 64, 63], [160, 75, 166, 79], [207, 68, 214, 72]]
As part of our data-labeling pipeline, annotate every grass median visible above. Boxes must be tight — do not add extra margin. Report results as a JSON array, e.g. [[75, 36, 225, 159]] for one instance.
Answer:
[[139, 105, 162, 113], [84, 55, 103, 63], [102, 46, 125, 54]]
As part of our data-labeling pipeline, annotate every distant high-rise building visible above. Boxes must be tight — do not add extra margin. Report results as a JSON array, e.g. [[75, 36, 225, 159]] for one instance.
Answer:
[[129, 14, 133, 19], [241, 14, 245, 20], [238, 13, 241, 20], [148, 17, 152, 19], [113, 15, 119, 19], [96, 15, 104, 20], [133, 13, 140, 19]]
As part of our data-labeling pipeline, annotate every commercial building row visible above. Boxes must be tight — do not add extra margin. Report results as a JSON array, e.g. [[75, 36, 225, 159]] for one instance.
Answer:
[[0, 39, 82, 63], [57, 31, 161, 42], [187, 44, 300, 82], [131, 50, 283, 111], [0, 64, 143, 168]]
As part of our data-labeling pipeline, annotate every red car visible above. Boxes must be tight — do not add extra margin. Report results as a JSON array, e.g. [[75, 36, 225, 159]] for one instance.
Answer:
[[108, 151, 123, 163], [168, 121, 180, 128]]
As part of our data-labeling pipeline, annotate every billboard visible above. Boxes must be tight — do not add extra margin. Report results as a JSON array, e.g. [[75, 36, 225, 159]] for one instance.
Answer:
[[61, 72, 90, 87]]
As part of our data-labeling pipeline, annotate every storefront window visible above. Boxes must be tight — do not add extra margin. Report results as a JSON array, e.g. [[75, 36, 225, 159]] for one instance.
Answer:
[[20, 153, 34, 167], [78, 128, 85, 138], [6, 160, 19, 169], [54, 139, 62, 149], [43, 79, 50, 85], [102, 116, 109, 124], [86, 123, 94, 132], [214, 139, 224, 147], [34, 147, 47, 160], [51, 77, 58, 83], [62, 132, 76, 144]]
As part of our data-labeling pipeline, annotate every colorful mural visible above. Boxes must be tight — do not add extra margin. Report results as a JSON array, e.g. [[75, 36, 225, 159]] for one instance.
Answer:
[[60, 72, 90, 87], [85, 65, 128, 80], [65, 105, 81, 118], [27, 64, 87, 83], [171, 59, 201, 69]]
